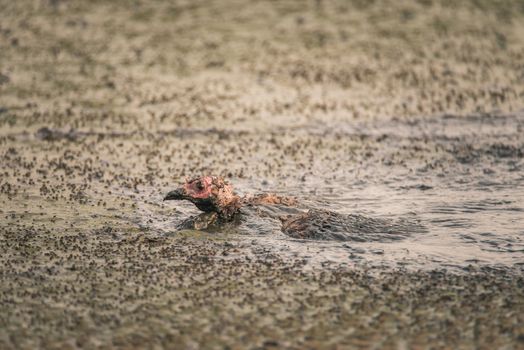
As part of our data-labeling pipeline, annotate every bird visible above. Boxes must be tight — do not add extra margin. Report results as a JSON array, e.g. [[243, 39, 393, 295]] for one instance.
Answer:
[[164, 175, 423, 241]]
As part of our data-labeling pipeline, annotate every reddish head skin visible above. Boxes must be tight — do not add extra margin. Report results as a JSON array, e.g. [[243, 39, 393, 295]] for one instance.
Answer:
[[181, 176, 213, 199], [165, 175, 297, 222], [164, 176, 241, 219]]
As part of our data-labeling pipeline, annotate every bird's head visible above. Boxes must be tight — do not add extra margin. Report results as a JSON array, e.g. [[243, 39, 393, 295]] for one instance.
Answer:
[[164, 175, 240, 219]]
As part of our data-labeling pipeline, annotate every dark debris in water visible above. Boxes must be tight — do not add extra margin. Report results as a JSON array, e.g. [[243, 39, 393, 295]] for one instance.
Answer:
[[449, 142, 524, 164], [400, 184, 434, 191], [35, 127, 79, 142]]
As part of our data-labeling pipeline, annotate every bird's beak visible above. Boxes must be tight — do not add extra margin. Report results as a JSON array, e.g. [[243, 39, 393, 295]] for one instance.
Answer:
[[164, 187, 187, 201]]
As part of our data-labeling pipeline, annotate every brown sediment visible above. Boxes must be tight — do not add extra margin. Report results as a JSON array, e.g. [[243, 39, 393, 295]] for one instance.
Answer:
[[245, 193, 298, 206]]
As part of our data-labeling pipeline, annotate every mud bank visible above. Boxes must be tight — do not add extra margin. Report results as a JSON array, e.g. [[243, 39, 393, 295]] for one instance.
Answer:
[[1, 0, 524, 349], [0, 228, 523, 349]]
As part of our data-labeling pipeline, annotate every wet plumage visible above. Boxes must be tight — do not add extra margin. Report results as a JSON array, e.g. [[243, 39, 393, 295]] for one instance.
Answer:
[[164, 176, 424, 241]]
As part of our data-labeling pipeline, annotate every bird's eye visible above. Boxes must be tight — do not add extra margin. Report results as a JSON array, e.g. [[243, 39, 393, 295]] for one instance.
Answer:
[[196, 181, 204, 190]]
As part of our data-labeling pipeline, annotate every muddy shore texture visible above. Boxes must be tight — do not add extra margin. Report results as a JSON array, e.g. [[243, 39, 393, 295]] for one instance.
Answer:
[[1, 0, 524, 349]]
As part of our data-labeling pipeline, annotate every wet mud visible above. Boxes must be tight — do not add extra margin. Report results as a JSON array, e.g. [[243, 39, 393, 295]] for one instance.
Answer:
[[1, 0, 524, 349]]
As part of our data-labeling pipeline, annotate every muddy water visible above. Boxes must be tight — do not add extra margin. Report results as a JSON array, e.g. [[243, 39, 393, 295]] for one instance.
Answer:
[[132, 112, 524, 272], [3, 111, 522, 348], [2, 0, 524, 348]]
